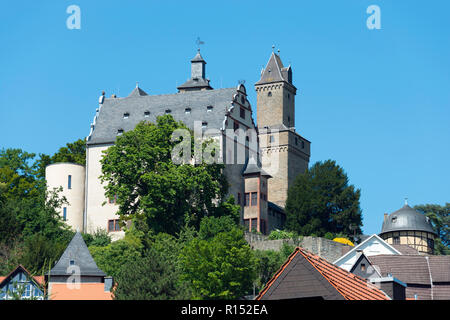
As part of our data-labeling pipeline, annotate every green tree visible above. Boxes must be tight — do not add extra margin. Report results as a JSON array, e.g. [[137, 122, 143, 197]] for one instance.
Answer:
[[285, 160, 363, 240], [414, 203, 450, 255], [180, 226, 257, 299], [89, 229, 144, 278], [100, 115, 230, 235], [35, 138, 86, 179], [113, 248, 189, 300]]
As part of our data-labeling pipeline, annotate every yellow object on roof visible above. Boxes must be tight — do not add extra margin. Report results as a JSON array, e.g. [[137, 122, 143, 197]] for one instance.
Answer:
[[333, 238, 354, 246]]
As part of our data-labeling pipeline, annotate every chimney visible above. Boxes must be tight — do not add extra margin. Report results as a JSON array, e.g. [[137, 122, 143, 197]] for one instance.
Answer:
[[104, 276, 113, 292], [370, 277, 406, 300]]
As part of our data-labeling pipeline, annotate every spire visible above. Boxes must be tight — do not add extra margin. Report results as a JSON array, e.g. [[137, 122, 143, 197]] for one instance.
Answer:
[[48, 232, 106, 277], [177, 50, 213, 92], [255, 50, 293, 86]]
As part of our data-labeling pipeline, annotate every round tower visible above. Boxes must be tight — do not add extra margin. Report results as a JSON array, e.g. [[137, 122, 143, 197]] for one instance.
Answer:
[[45, 163, 85, 232], [379, 202, 437, 254]]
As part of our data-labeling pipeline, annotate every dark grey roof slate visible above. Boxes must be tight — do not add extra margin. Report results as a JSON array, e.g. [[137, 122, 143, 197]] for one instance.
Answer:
[[242, 157, 271, 177], [87, 87, 238, 145], [177, 78, 212, 90], [48, 232, 106, 277], [255, 52, 294, 86], [380, 204, 437, 235], [191, 51, 206, 63]]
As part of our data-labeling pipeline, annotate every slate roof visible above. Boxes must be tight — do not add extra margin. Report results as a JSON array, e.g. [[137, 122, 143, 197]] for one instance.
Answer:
[[380, 204, 437, 235], [368, 255, 450, 285], [87, 87, 238, 146], [256, 247, 390, 300], [48, 232, 106, 277], [242, 156, 271, 177], [391, 244, 420, 255], [255, 52, 294, 87]]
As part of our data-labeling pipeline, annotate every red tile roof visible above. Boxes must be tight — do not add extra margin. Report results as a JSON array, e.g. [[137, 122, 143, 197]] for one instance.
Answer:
[[256, 247, 390, 300]]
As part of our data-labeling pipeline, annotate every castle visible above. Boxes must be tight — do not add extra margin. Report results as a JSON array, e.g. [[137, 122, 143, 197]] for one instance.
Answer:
[[45, 50, 311, 239]]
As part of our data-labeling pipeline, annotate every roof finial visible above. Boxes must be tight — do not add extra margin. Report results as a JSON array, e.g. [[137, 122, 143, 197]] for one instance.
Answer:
[[136, 81, 139, 88], [404, 197, 408, 206], [196, 37, 205, 52], [272, 44, 275, 52]]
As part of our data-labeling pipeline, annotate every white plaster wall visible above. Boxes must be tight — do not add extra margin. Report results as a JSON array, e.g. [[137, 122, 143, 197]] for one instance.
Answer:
[[85, 145, 124, 240], [45, 163, 85, 232]]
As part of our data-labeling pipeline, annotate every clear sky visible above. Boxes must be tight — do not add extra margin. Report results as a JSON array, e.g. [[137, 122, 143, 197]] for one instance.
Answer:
[[1, 1, 449, 235]]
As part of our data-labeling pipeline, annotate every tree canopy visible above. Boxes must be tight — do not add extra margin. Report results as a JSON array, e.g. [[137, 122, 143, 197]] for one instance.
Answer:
[[285, 160, 363, 240], [415, 203, 450, 255], [100, 115, 231, 235]]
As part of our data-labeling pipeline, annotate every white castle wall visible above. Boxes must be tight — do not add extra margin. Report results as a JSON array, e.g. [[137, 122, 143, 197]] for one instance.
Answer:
[[45, 163, 85, 232]]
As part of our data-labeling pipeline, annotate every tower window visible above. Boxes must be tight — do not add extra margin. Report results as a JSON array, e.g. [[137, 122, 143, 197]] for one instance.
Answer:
[[267, 91, 272, 97], [244, 193, 250, 206], [251, 192, 258, 206], [295, 137, 298, 145], [393, 236, 400, 244], [63, 207, 67, 221], [302, 140, 305, 149], [68, 175, 72, 189], [241, 96, 245, 104], [240, 107, 245, 119], [270, 135, 275, 143]]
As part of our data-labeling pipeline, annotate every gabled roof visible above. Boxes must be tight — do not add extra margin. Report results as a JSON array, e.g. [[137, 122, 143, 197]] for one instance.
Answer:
[[0, 265, 45, 288], [334, 234, 402, 270], [48, 232, 106, 277], [256, 247, 390, 300], [368, 255, 450, 285]]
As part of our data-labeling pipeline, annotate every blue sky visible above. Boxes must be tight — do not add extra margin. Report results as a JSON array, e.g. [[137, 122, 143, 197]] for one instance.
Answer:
[[1, 1, 449, 235]]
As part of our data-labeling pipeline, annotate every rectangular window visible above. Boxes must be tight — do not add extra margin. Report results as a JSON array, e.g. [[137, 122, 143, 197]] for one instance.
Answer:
[[240, 107, 245, 119], [270, 135, 275, 143], [244, 193, 250, 207], [108, 219, 120, 232], [251, 192, 258, 206], [393, 236, 400, 244], [244, 219, 249, 230], [68, 175, 72, 189], [237, 193, 241, 205], [361, 263, 366, 272], [63, 207, 67, 221], [234, 122, 239, 131], [251, 218, 257, 232]]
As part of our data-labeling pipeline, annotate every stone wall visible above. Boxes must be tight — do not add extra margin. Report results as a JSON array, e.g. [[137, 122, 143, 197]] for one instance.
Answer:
[[244, 232, 351, 263]]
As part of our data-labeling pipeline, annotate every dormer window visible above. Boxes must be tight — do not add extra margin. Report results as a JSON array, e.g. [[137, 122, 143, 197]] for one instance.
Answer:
[[202, 121, 208, 129], [144, 111, 150, 117], [117, 129, 124, 136], [70, 260, 75, 265], [165, 109, 171, 114], [392, 216, 397, 223], [123, 112, 130, 119], [185, 108, 191, 114], [207, 106, 213, 112]]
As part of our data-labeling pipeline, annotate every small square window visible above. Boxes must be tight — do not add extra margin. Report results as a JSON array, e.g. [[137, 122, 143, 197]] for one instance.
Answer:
[[144, 111, 150, 117], [165, 109, 171, 114], [202, 122, 208, 128], [185, 108, 191, 114], [207, 106, 213, 112], [117, 129, 124, 136], [123, 113, 130, 119]]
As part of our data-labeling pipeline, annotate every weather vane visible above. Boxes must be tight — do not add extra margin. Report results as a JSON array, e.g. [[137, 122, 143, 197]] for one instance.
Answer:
[[196, 37, 205, 52]]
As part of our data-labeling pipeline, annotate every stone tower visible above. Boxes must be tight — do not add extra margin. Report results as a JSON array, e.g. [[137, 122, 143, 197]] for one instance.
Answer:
[[255, 51, 311, 208]]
